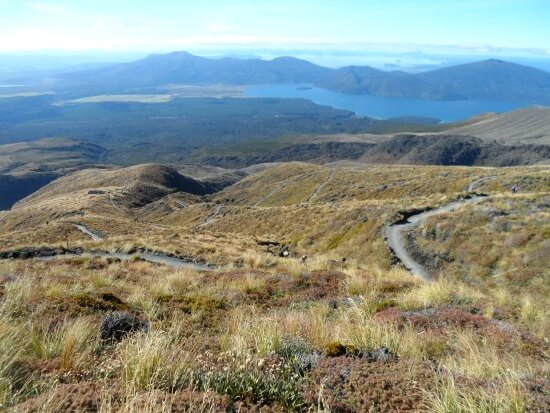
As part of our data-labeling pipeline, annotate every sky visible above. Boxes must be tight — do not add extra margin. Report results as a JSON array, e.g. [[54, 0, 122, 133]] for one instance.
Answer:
[[0, 0, 549, 57]]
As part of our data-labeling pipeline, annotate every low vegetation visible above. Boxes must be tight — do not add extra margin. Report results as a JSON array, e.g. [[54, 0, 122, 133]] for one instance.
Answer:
[[0, 163, 548, 412]]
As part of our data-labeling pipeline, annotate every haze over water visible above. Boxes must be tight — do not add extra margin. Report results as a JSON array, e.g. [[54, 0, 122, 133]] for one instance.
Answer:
[[245, 84, 525, 122]]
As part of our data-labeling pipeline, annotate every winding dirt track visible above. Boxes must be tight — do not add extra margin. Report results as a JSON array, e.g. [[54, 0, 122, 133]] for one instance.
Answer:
[[385, 178, 489, 281], [73, 224, 104, 241], [306, 170, 334, 202], [38, 250, 213, 271], [195, 205, 224, 230], [70, 224, 212, 270]]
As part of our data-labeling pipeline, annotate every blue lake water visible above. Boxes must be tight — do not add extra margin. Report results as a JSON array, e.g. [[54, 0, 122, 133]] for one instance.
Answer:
[[244, 84, 526, 122]]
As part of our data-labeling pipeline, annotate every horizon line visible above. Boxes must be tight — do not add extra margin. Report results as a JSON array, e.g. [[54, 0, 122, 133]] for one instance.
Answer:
[[0, 42, 549, 57]]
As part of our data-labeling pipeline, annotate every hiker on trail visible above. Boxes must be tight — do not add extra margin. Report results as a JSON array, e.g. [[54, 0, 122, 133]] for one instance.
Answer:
[[511, 185, 519, 194]]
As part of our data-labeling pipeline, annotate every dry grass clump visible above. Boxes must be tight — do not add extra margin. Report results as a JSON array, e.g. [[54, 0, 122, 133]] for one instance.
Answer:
[[397, 278, 483, 310], [426, 374, 533, 413], [115, 326, 306, 410], [0, 323, 39, 408], [119, 328, 191, 393]]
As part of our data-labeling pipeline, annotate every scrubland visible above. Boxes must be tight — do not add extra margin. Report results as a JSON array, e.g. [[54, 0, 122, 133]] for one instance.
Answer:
[[0, 163, 548, 412]]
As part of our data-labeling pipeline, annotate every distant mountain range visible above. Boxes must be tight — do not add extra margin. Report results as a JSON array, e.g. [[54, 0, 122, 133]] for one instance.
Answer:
[[58, 51, 550, 104]]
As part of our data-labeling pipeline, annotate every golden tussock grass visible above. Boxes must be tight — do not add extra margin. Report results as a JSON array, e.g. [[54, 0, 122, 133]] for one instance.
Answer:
[[0, 164, 548, 411]]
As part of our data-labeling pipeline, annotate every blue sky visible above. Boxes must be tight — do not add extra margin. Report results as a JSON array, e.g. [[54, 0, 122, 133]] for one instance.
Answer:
[[0, 0, 549, 55]]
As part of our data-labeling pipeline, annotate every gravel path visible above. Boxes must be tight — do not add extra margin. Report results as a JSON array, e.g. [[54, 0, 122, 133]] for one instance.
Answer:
[[71, 223, 211, 270], [195, 204, 224, 230], [38, 250, 213, 271], [385, 181, 489, 280], [74, 224, 104, 241], [306, 170, 334, 202]]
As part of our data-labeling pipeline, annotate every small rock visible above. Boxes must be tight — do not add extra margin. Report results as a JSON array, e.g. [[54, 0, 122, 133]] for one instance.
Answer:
[[100, 311, 148, 341], [295, 352, 321, 373], [366, 347, 395, 363]]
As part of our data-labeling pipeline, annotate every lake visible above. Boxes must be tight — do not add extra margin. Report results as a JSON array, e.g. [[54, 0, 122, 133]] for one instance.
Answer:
[[244, 84, 525, 122]]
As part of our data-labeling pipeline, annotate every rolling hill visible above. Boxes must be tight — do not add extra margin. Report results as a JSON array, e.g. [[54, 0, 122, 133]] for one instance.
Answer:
[[202, 134, 549, 168], [0, 164, 215, 232], [320, 59, 550, 102], [16, 164, 212, 209], [0, 172, 60, 210]]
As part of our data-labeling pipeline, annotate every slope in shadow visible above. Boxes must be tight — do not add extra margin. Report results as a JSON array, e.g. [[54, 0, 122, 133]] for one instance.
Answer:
[[202, 142, 376, 168], [0, 172, 60, 210], [362, 134, 550, 166]]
